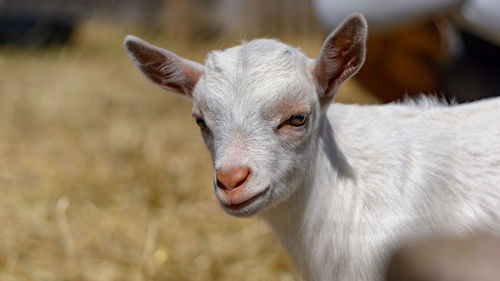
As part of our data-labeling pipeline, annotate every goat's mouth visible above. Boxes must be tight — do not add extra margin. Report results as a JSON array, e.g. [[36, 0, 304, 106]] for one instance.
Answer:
[[219, 186, 270, 215]]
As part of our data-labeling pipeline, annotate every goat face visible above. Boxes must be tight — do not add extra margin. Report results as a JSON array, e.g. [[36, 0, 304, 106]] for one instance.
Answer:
[[124, 14, 367, 216], [190, 41, 320, 216]]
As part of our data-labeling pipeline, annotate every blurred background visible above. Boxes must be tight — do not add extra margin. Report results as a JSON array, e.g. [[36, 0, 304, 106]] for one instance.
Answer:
[[0, 0, 499, 280]]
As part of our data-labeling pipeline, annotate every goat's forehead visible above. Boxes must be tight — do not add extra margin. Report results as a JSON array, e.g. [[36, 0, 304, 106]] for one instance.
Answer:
[[192, 39, 314, 115], [203, 39, 309, 85]]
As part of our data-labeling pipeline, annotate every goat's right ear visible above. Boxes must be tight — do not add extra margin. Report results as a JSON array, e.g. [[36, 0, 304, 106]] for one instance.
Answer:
[[124, 35, 204, 97], [313, 13, 367, 107]]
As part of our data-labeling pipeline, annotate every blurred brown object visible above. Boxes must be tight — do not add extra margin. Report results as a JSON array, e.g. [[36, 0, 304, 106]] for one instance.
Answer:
[[386, 234, 500, 281], [356, 18, 448, 102]]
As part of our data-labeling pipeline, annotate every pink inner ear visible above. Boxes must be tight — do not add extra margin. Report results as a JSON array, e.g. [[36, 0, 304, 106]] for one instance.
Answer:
[[126, 37, 203, 96], [180, 62, 203, 84], [325, 43, 364, 92], [314, 15, 367, 104]]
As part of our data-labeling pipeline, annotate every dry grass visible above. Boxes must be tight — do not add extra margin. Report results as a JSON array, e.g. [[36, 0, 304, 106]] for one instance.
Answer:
[[0, 19, 378, 281]]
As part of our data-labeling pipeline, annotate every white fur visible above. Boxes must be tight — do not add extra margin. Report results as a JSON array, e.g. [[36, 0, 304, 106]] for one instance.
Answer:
[[264, 97, 500, 281], [124, 14, 500, 281]]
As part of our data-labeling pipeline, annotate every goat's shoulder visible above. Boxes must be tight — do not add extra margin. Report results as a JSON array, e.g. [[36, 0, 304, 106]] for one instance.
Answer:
[[324, 95, 500, 162]]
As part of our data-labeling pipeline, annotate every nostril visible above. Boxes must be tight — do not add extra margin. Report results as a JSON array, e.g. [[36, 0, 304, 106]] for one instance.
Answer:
[[216, 179, 225, 190], [216, 166, 251, 191], [234, 175, 248, 189]]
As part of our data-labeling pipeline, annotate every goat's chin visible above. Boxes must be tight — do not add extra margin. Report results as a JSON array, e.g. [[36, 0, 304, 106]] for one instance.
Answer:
[[217, 186, 272, 217]]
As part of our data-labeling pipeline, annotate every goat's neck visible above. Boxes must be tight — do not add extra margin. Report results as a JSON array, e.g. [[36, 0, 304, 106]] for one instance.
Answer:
[[262, 114, 359, 280]]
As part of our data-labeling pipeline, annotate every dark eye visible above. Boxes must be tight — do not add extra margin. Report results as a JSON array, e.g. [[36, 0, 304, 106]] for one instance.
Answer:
[[285, 113, 307, 127], [195, 118, 207, 131]]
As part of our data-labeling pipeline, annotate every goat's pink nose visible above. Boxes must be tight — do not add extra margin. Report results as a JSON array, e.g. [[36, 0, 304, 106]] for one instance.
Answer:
[[216, 166, 251, 191]]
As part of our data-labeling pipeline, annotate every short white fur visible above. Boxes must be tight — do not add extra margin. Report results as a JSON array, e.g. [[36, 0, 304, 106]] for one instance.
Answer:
[[124, 13, 500, 281]]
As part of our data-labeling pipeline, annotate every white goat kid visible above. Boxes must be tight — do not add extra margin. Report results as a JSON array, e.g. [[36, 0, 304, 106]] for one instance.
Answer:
[[124, 14, 500, 281]]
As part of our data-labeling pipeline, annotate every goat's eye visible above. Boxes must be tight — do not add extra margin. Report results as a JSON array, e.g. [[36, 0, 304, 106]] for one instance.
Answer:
[[195, 118, 207, 131], [286, 113, 308, 127]]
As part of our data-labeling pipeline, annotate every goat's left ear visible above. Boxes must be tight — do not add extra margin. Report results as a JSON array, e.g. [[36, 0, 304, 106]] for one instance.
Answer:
[[124, 35, 204, 97], [313, 13, 367, 106]]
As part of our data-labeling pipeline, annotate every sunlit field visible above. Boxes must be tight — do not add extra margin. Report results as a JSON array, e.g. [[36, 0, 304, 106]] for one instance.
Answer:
[[0, 19, 379, 281]]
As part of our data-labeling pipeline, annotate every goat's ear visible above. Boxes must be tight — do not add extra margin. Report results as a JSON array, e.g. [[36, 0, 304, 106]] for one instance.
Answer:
[[124, 35, 204, 97], [313, 13, 367, 106]]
